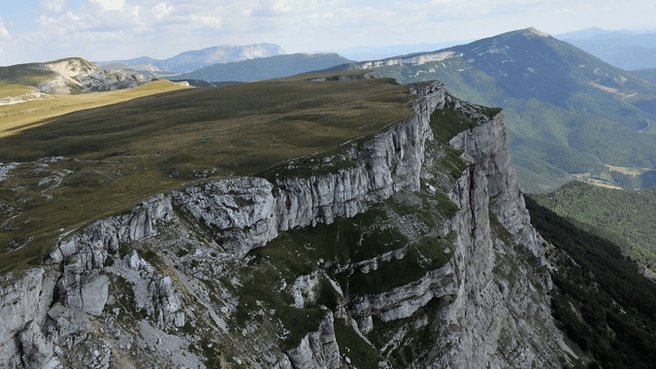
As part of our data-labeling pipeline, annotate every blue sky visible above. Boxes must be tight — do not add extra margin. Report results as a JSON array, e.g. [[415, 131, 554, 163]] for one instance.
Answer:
[[0, 0, 654, 65]]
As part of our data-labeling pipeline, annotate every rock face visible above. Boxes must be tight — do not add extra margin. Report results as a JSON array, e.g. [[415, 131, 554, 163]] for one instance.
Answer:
[[286, 312, 341, 369], [359, 51, 462, 68], [36, 58, 150, 94], [0, 79, 572, 369], [449, 112, 540, 254]]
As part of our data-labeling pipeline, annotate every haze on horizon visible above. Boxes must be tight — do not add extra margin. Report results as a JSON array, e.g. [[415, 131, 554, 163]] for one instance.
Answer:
[[0, 0, 654, 66]]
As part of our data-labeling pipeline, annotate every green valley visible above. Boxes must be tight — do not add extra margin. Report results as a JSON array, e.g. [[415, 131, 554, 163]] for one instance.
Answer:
[[532, 181, 656, 275]]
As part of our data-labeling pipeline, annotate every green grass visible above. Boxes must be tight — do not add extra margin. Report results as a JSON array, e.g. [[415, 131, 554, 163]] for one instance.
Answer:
[[340, 237, 452, 296], [334, 321, 382, 369], [229, 245, 327, 349], [0, 80, 190, 138], [532, 181, 656, 273], [253, 202, 413, 282], [0, 72, 415, 273], [429, 97, 480, 144], [0, 62, 56, 87]]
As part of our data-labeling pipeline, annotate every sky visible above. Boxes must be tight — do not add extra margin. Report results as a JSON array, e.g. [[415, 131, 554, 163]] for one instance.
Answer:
[[0, 0, 655, 65]]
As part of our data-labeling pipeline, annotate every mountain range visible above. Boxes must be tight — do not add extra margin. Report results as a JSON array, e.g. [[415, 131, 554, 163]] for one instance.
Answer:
[[175, 53, 353, 82], [560, 28, 656, 70], [99, 43, 286, 74], [343, 27, 656, 192]]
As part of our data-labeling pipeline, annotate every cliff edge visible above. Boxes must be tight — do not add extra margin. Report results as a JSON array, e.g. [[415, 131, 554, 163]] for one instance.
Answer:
[[0, 77, 572, 368]]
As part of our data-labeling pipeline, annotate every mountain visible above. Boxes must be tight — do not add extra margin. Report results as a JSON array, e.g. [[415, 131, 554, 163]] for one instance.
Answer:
[[559, 29, 656, 70], [635, 68, 656, 84], [345, 28, 656, 193], [0, 71, 576, 368], [0, 57, 150, 95], [100, 43, 286, 74], [175, 53, 353, 82], [337, 41, 459, 61]]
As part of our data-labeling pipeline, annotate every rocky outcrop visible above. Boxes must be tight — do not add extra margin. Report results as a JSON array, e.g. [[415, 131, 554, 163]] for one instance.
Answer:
[[360, 51, 462, 68], [425, 157, 563, 369], [50, 194, 174, 265], [348, 266, 456, 334], [286, 311, 341, 369], [0, 270, 44, 367], [36, 58, 150, 94], [450, 111, 541, 255]]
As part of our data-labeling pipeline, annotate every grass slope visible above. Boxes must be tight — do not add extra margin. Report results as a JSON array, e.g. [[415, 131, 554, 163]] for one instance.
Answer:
[[0, 62, 56, 87], [531, 181, 656, 273], [527, 198, 656, 369], [0, 80, 190, 138], [0, 72, 414, 272]]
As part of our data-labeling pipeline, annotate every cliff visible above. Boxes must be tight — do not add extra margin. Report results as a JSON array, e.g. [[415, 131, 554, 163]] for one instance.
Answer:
[[0, 79, 572, 368]]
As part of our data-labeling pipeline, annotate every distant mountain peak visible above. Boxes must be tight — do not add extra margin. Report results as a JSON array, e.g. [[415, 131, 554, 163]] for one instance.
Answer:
[[495, 27, 551, 40], [524, 27, 551, 38], [100, 43, 286, 74], [175, 52, 353, 82]]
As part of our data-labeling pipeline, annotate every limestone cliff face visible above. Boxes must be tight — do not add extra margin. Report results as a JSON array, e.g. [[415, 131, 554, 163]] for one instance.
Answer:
[[36, 58, 151, 94], [449, 112, 540, 254], [0, 80, 571, 369], [432, 114, 565, 368]]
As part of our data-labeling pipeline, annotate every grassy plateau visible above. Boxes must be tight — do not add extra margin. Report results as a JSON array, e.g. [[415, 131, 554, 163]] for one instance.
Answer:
[[0, 72, 415, 272]]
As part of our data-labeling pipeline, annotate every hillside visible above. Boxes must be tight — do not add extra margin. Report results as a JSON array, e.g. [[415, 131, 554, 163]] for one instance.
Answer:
[[635, 68, 656, 84], [100, 43, 286, 74], [532, 181, 656, 275], [0, 57, 150, 95], [346, 28, 656, 193], [1, 57, 189, 145], [527, 198, 656, 368], [0, 72, 575, 368], [175, 53, 353, 82]]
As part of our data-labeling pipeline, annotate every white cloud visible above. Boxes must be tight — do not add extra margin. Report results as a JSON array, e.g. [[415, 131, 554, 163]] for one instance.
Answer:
[[201, 16, 222, 29], [153, 2, 173, 20], [1, 0, 655, 66], [0, 18, 10, 40], [249, 0, 327, 17], [91, 0, 125, 11], [41, 0, 68, 13]]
